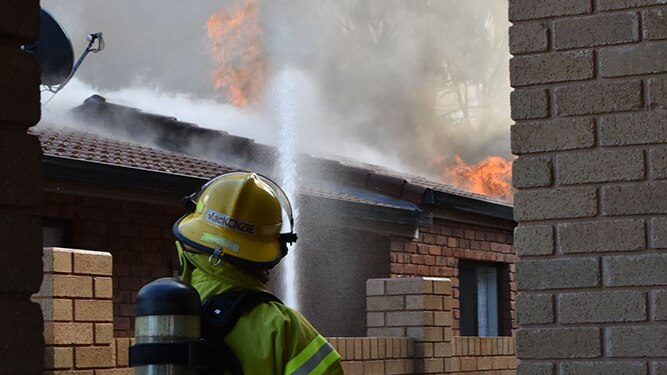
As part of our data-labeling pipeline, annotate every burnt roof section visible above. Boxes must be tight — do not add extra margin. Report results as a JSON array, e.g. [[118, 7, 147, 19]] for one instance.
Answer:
[[328, 159, 514, 220], [64, 94, 513, 220], [71, 95, 274, 166]]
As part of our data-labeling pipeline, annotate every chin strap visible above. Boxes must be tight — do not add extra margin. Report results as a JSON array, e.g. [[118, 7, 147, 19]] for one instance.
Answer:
[[175, 241, 195, 284], [279, 232, 298, 245]]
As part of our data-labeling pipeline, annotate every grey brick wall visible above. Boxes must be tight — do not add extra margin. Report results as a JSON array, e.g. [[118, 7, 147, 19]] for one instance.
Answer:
[[510, 0, 667, 373]]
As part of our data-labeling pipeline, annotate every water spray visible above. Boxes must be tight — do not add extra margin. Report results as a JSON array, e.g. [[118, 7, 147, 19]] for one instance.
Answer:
[[269, 67, 304, 309]]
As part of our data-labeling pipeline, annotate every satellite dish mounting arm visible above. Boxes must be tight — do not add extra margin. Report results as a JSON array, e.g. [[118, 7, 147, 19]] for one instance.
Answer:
[[44, 32, 105, 94]]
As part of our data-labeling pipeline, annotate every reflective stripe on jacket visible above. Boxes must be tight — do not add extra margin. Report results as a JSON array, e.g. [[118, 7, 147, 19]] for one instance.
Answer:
[[182, 250, 344, 375]]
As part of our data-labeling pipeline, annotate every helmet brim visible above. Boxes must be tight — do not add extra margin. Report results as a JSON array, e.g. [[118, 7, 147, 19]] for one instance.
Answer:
[[173, 213, 282, 264]]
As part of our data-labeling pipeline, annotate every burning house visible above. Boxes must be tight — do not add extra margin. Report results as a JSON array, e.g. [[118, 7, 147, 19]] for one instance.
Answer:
[[24, 2, 522, 372], [35, 94, 516, 341]]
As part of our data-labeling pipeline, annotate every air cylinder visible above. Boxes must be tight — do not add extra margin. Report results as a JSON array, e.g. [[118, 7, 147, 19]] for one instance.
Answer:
[[130, 277, 202, 375]]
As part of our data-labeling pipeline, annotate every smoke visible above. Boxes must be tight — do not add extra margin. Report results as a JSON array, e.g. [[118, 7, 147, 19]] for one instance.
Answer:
[[258, 0, 512, 175], [40, 0, 511, 182], [41, 77, 275, 146]]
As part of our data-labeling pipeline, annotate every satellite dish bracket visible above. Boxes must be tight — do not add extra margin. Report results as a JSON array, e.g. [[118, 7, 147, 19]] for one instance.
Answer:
[[42, 32, 105, 94]]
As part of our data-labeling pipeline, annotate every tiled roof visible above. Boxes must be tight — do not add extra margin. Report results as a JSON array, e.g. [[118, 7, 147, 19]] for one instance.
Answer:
[[38, 95, 512, 219], [31, 125, 418, 212], [32, 125, 232, 178], [300, 183, 421, 212]]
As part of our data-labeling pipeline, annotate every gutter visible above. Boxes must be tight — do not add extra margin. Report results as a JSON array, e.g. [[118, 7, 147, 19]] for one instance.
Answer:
[[42, 155, 208, 196], [433, 191, 514, 222], [42, 155, 433, 230]]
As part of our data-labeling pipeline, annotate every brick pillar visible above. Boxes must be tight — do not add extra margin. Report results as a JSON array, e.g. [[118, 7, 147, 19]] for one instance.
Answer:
[[509, 1, 667, 374], [366, 277, 452, 374], [0, 1, 43, 374], [33, 248, 123, 373]]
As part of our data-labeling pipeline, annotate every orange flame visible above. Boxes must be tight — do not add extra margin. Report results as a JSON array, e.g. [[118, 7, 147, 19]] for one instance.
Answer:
[[443, 155, 514, 202], [206, 0, 266, 106]]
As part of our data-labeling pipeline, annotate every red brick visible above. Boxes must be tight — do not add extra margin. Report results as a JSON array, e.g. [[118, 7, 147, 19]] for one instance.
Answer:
[[404, 243, 417, 253], [404, 264, 417, 274], [114, 317, 131, 332], [120, 303, 134, 317], [390, 264, 404, 274], [428, 245, 441, 256]]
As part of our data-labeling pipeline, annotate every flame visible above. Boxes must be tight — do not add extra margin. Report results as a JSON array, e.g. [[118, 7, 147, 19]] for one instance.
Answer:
[[206, 0, 266, 106], [443, 155, 514, 202]]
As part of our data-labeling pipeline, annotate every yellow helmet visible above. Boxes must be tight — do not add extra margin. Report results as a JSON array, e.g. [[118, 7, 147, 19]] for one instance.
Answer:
[[173, 172, 297, 268]]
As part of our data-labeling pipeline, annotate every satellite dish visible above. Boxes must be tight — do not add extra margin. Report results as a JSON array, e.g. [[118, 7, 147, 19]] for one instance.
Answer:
[[22, 8, 104, 97], [25, 9, 74, 86]]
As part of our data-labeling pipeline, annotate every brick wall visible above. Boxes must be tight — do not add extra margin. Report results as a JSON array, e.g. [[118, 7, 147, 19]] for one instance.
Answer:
[[449, 337, 516, 374], [39, 192, 183, 337], [390, 220, 516, 336], [365, 277, 517, 374], [510, 0, 667, 373], [331, 337, 415, 375], [0, 1, 43, 374], [37, 248, 517, 374], [34, 247, 133, 374]]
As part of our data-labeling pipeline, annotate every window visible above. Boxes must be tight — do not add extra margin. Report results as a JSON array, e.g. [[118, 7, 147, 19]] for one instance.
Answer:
[[42, 219, 72, 247], [459, 261, 501, 337]]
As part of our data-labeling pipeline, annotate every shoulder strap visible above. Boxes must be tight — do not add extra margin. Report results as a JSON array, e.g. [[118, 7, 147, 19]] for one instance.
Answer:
[[202, 290, 282, 337], [201, 290, 282, 375]]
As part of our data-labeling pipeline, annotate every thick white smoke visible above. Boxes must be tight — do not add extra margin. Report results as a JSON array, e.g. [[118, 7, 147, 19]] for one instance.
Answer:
[[40, 0, 511, 181]]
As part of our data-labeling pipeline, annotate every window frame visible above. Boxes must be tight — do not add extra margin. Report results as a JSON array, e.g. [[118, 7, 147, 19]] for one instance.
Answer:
[[458, 260, 503, 337]]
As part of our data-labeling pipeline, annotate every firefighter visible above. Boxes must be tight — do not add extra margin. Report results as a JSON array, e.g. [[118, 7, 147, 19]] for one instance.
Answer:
[[172, 172, 344, 375]]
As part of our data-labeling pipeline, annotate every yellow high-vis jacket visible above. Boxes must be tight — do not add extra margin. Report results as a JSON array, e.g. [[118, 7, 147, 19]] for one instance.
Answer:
[[181, 252, 344, 375]]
